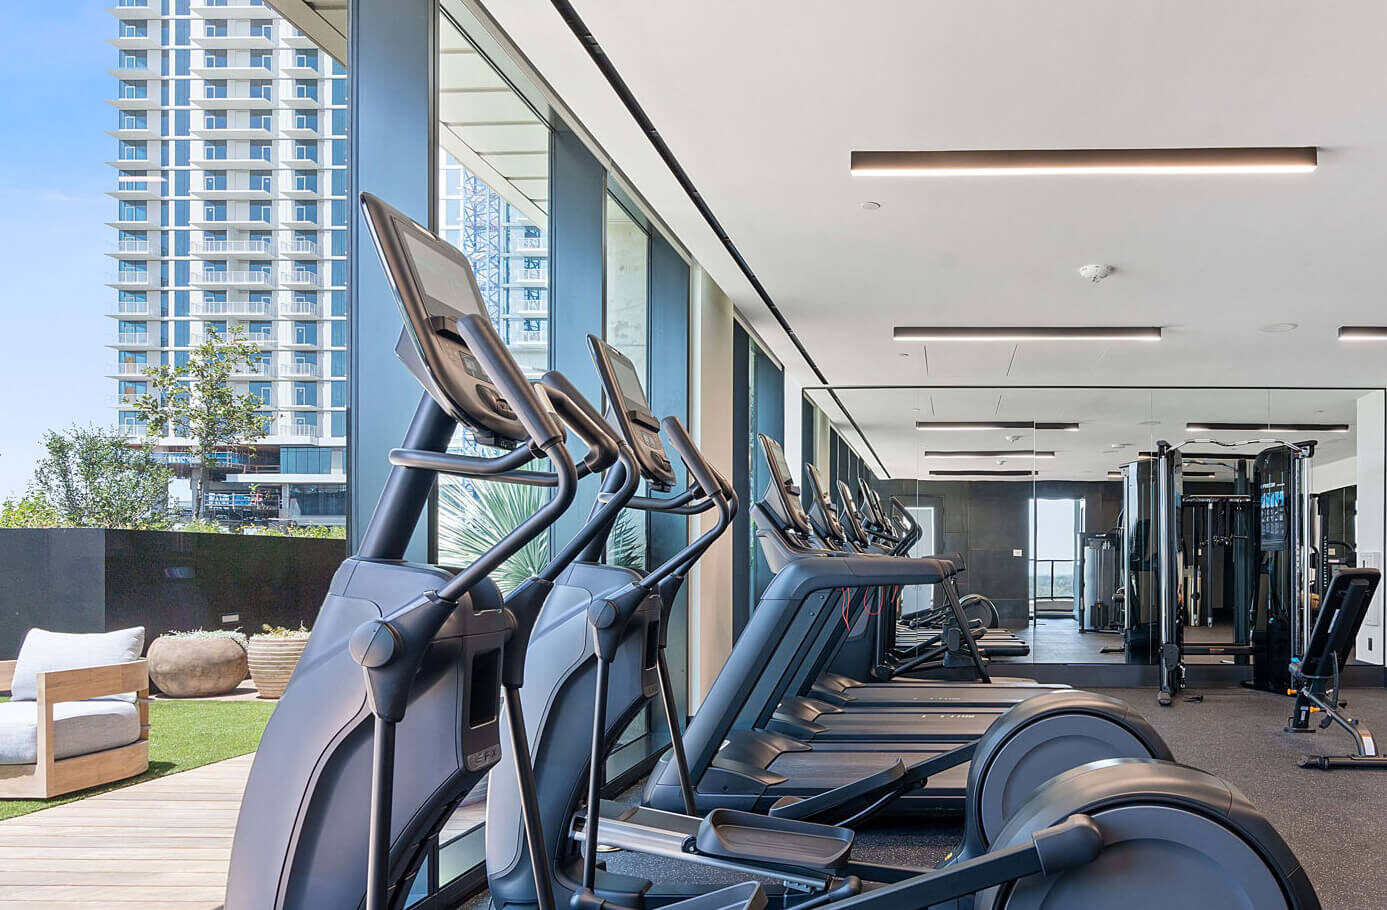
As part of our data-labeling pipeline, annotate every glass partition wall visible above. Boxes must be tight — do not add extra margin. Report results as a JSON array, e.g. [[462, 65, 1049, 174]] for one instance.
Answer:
[[803, 386, 1381, 669]]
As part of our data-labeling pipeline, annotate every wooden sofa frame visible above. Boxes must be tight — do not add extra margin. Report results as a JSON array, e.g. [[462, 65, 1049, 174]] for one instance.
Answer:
[[0, 659, 149, 799]]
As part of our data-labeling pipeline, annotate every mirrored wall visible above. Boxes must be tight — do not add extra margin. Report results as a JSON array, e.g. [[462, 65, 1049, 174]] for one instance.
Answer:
[[802, 386, 1383, 666]]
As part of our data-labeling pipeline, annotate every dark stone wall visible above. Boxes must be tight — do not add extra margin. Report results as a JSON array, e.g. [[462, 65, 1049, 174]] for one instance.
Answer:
[[872, 479, 1123, 629], [0, 529, 344, 659]]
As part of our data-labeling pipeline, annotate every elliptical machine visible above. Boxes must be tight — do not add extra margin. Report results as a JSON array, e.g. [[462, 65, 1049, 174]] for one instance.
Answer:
[[225, 195, 767, 910]]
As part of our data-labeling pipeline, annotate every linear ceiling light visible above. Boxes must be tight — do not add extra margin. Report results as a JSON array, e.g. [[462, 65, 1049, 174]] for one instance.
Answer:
[[924, 450, 1056, 459], [930, 470, 1037, 477], [894, 326, 1162, 342], [852, 147, 1318, 177], [1182, 470, 1218, 478], [1339, 326, 1387, 341], [1106, 471, 1124, 480], [1185, 422, 1349, 433], [916, 421, 1080, 432]]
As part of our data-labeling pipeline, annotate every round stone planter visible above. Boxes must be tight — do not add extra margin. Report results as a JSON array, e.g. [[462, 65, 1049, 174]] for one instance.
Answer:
[[147, 636, 248, 698], [247, 636, 310, 699]]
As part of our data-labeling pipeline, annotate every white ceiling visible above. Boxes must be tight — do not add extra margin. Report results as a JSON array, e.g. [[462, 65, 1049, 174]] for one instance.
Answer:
[[487, 2, 1387, 387], [807, 386, 1364, 481]]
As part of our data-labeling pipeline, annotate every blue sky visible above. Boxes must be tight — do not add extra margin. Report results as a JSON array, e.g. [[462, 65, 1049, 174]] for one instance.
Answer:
[[0, 1, 116, 497]]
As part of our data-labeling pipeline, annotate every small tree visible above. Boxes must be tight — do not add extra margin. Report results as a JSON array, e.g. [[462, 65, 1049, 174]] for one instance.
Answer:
[[134, 328, 269, 520], [0, 492, 62, 529], [29, 425, 172, 529]]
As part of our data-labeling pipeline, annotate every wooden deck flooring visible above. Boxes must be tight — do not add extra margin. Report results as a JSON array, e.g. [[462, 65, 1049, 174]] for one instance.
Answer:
[[0, 754, 253, 908]]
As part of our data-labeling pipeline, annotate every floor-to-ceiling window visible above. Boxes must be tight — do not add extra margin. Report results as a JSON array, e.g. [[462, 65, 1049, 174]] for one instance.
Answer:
[[418, 10, 552, 903], [1029, 498, 1083, 617]]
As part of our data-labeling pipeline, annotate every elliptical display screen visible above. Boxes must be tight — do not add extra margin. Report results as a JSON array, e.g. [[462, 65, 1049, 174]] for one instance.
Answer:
[[590, 336, 676, 489], [608, 351, 653, 418], [361, 192, 526, 446], [399, 228, 485, 322]]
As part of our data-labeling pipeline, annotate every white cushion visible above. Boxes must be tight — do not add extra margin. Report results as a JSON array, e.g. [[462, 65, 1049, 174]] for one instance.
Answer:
[[0, 701, 141, 765], [10, 627, 145, 703]]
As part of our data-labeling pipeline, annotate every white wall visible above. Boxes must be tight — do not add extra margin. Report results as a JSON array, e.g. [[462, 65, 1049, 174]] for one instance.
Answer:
[[687, 266, 735, 708], [1311, 455, 1357, 494], [1355, 391, 1385, 664]]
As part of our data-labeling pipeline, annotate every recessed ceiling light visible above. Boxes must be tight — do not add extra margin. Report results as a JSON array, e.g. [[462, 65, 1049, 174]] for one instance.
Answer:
[[1339, 326, 1387, 341], [860, 200, 882, 210], [851, 147, 1318, 177], [1138, 419, 1161, 426], [1259, 322, 1298, 333], [898, 352, 910, 357], [915, 421, 1079, 431], [924, 450, 1056, 459], [1186, 422, 1349, 433], [894, 326, 1161, 342], [929, 470, 1037, 477], [1110, 442, 1132, 449]]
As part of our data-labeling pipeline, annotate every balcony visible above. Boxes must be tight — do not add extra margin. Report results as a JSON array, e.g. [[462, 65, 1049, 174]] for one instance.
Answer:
[[511, 267, 547, 285], [506, 305, 548, 318], [107, 213, 154, 229], [515, 236, 547, 253], [109, 271, 153, 288], [108, 239, 154, 257], [192, 185, 273, 201], [281, 269, 324, 288], [246, 330, 276, 345], [115, 332, 155, 347], [190, 154, 276, 170], [114, 361, 151, 376], [116, 423, 151, 438], [281, 361, 321, 378], [281, 421, 321, 438], [190, 215, 276, 231], [198, 94, 274, 110], [109, 31, 160, 50], [285, 91, 322, 110], [192, 33, 275, 50], [193, 299, 273, 317], [191, 239, 274, 257], [510, 329, 548, 347], [284, 333, 317, 348], [281, 300, 318, 317], [111, 301, 151, 316], [106, 95, 159, 110], [192, 270, 274, 289], [282, 183, 323, 199], [191, 65, 277, 81], [280, 238, 319, 257], [283, 209, 321, 228], [108, 177, 163, 200], [192, 123, 274, 141], [282, 61, 321, 78], [108, 123, 159, 141], [109, 63, 156, 80], [231, 359, 272, 378], [190, 1, 269, 18]]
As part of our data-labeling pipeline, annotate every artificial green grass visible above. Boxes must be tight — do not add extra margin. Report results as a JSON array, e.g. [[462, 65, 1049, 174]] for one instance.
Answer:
[[0, 698, 276, 821]]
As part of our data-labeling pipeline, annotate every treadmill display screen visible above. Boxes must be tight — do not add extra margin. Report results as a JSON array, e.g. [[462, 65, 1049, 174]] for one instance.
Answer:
[[399, 227, 485, 322], [609, 352, 653, 418]]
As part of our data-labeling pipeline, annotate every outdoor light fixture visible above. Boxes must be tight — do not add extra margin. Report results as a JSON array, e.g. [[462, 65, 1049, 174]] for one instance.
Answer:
[[923, 450, 1056, 459], [894, 326, 1162, 342], [851, 147, 1318, 177], [1185, 422, 1349, 433], [929, 470, 1037, 477], [1339, 326, 1387, 341], [916, 421, 1080, 431]]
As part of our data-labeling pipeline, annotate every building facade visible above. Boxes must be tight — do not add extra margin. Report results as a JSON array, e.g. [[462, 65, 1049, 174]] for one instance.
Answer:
[[108, 0, 347, 525]]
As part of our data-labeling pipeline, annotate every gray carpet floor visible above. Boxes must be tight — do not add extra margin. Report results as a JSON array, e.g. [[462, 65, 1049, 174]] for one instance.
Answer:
[[472, 685, 1387, 909]]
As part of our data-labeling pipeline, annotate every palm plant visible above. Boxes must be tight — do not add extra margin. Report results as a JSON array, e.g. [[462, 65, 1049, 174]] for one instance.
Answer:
[[438, 478, 550, 594], [437, 478, 651, 592]]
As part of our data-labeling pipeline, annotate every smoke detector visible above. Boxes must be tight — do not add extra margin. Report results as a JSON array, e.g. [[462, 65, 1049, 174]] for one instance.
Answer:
[[1078, 264, 1115, 283]]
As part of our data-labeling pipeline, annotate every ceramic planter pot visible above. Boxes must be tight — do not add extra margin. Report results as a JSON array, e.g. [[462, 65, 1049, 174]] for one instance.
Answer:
[[247, 636, 310, 699], [147, 636, 248, 698]]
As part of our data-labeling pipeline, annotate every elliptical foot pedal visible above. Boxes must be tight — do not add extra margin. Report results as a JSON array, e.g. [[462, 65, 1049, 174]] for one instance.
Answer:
[[695, 808, 854, 870], [1157, 691, 1172, 707]]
